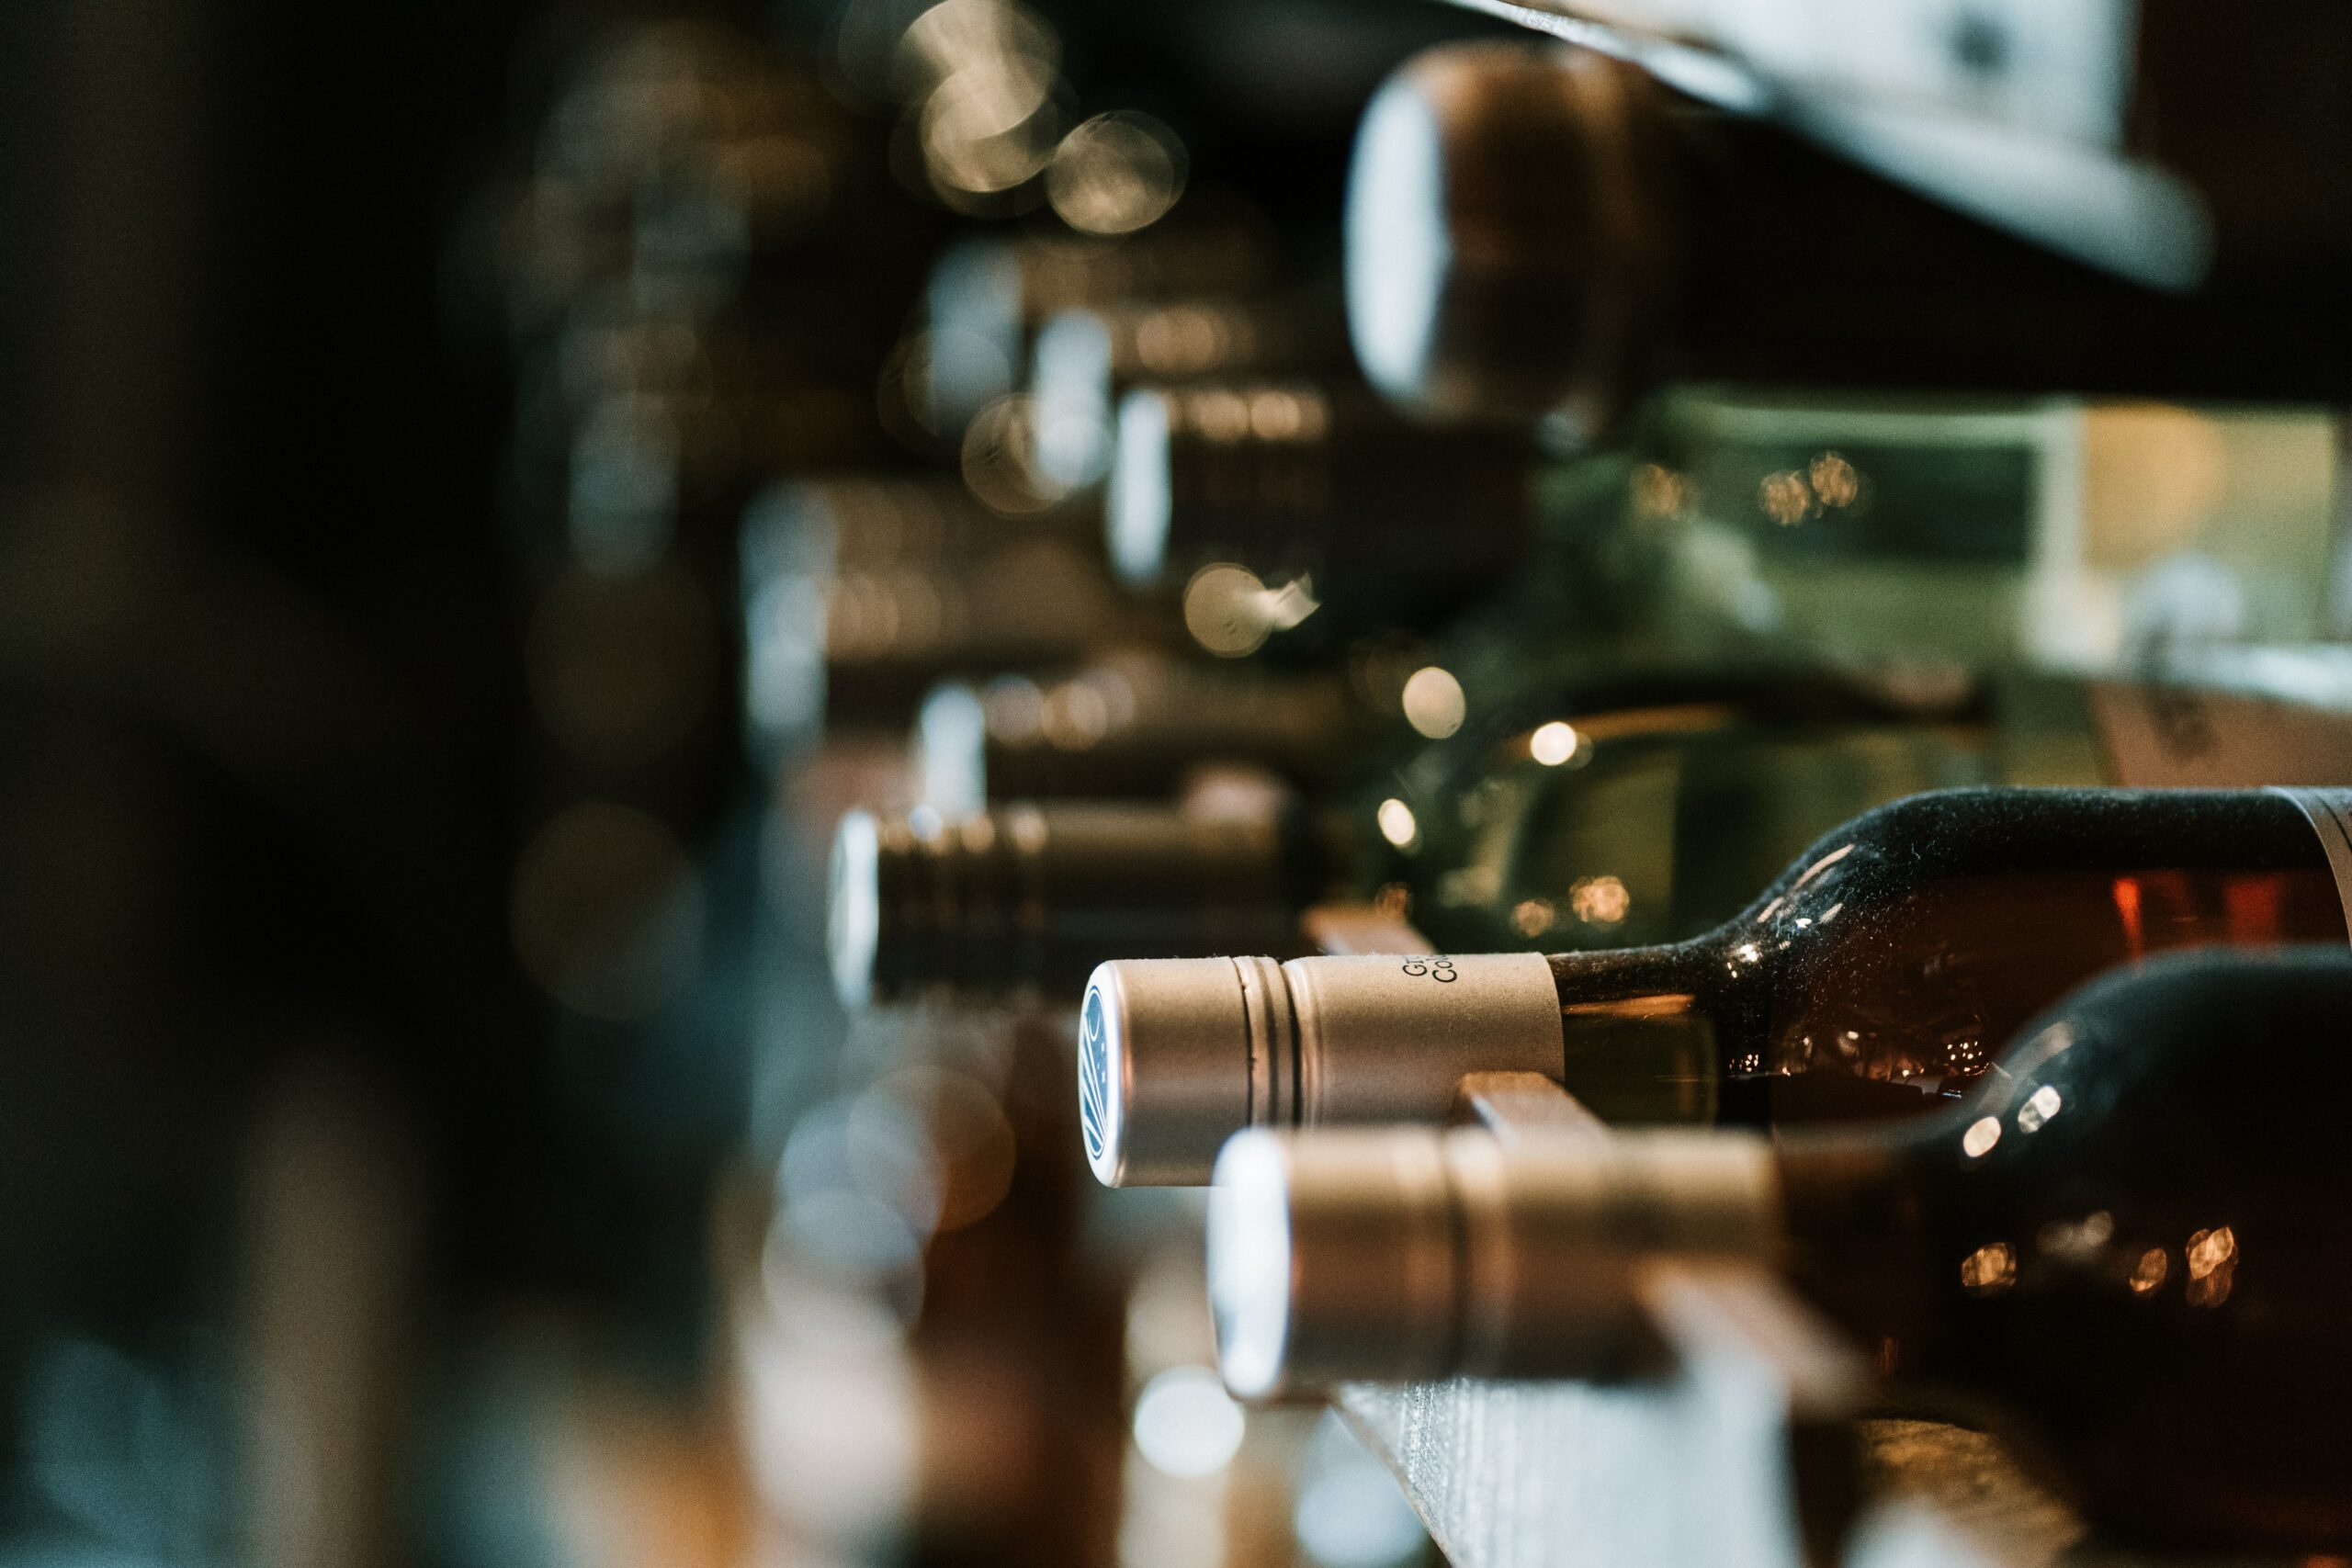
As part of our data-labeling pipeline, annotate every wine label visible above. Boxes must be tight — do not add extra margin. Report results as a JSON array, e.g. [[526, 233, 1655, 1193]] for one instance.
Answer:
[[2093, 683, 2352, 787], [2270, 787, 2352, 945]]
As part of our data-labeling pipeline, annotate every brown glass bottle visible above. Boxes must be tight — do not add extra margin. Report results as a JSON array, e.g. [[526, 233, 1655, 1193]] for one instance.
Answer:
[[912, 652, 1396, 816], [1029, 296, 1353, 495], [1349, 42, 2352, 433], [1538, 786, 2349, 1124], [1212, 949, 2352, 1548], [829, 804, 1322, 1009], [1083, 787, 2352, 1183], [739, 478, 1137, 764], [1107, 379, 1540, 634], [1771, 946, 2352, 1548]]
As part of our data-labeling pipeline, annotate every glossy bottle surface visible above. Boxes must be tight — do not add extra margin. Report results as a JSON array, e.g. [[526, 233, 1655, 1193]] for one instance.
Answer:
[[1391, 697, 2015, 954], [1546, 788, 2348, 1122], [1780, 947, 2352, 1547]]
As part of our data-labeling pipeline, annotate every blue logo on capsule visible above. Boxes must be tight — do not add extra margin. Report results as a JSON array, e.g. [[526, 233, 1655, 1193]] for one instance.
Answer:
[[1080, 986, 1111, 1166]]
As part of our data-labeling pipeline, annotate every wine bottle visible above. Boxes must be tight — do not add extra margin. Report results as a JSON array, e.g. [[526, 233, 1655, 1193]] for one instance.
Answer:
[[1107, 378, 1543, 638], [912, 651, 1405, 817], [837, 673, 2030, 1008], [848, 669, 2352, 1010], [1205, 945, 2352, 1548], [1346, 41, 2352, 434], [1029, 296, 1352, 496], [1083, 786, 2352, 1184], [739, 478, 1138, 765], [921, 215, 1278, 443], [1110, 367, 2341, 681], [828, 803, 1317, 1009]]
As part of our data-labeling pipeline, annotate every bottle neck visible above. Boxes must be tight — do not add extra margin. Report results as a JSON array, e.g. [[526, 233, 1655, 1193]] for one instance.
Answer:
[[1543, 943, 1731, 1124], [1770, 1132, 1948, 1380]]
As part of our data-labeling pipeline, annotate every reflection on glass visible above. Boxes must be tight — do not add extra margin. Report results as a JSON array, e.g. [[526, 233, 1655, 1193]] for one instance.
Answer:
[[1959, 1241, 2018, 1294], [1049, 112, 1187, 236], [1399, 666, 1465, 739]]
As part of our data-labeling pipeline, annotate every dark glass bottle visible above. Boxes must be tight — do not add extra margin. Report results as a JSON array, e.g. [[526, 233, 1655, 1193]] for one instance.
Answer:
[[1348, 41, 2352, 434], [1776, 946, 2352, 1548], [1029, 295, 1353, 496], [828, 803, 1319, 1009], [738, 478, 1138, 767], [1106, 379, 1542, 637], [911, 651, 1401, 817], [1085, 787, 2352, 1183], [836, 671, 2026, 1010], [1208, 947, 2352, 1549]]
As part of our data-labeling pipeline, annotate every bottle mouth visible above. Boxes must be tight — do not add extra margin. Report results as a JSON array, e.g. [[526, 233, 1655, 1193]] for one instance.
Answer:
[[1345, 66, 1453, 416], [827, 809, 883, 1010], [1032, 308, 1119, 494], [913, 681, 989, 818], [1344, 41, 1672, 433], [1205, 1132, 1299, 1397], [1108, 389, 1175, 585]]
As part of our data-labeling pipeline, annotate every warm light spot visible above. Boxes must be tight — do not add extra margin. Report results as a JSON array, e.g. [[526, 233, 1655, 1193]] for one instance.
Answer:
[[2186, 1226, 2238, 1307], [1529, 720, 1580, 766], [1962, 1116, 2002, 1158], [1372, 883, 1412, 920], [1249, 389, 1320, 441], [1182, 563, 1318, 658], [2187, 1225, 2237, 1278], [1511, 898, 1555, 938], [1376, 798, 1419, 850], [1791, 843, 1854, 888], [1135, 307, 1229, 375], [1959, 1242, 2017, 1295], [981, 675, 1045, 742], [1400, 667, 1466, 739], [961, 395, 1060, 513], [2112, 875, 2145, 957], [1040, 681, 1110, 749], [2129, 1247, 2169, 1295], [1046, 110, 1185, 236], [1192, 389, 1252, 442], [1569, 875, 1630, 926], [1808, 451, 1860, 508], [1631, 462, 1689, 520], [1759, 469, 1815, 525], [2016, 1084, 2063, 1133]]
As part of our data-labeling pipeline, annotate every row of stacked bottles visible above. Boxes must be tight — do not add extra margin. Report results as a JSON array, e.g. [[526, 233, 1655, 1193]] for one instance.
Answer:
[[466, 8, 1466, 1568], [17, 0, 2351, 1562], [740, 3, 2352, 1563]]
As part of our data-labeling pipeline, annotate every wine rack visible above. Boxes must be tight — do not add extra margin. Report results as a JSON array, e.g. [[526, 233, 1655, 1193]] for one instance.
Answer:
[[9, 0, 2352, 1562]]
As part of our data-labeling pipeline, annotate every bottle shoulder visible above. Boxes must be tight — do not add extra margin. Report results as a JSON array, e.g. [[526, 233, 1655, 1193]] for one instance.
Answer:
[[1743, 787, 2323, 917]]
